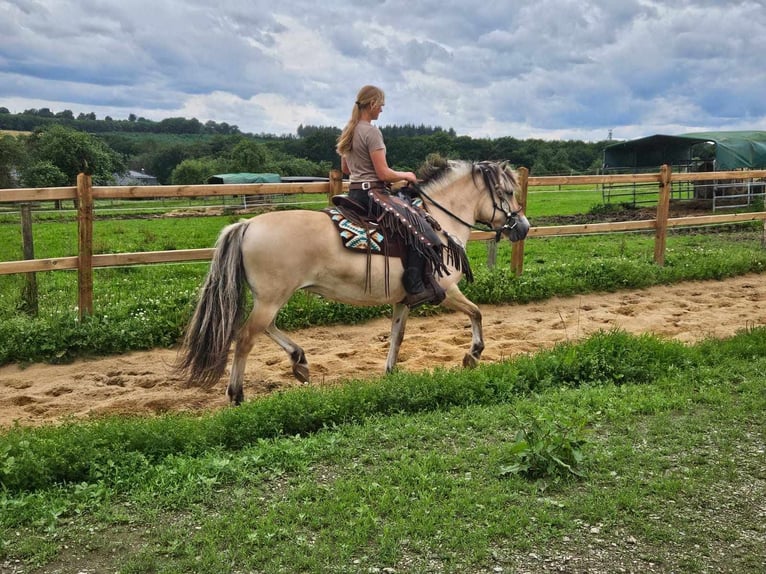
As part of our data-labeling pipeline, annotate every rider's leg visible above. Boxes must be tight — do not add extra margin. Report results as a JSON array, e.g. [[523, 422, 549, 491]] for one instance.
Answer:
[[402, 244, 445, 308], [402, 246, 426, 295]]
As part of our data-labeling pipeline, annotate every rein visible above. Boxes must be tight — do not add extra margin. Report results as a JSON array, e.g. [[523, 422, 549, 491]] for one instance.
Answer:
[[409, 168, 521, 242]]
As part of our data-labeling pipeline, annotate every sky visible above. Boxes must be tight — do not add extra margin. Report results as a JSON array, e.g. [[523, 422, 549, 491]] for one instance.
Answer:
[[1, 0, 765, 142]]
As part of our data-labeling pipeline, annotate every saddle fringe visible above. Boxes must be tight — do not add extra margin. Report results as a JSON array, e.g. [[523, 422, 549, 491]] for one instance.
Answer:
[[327, 192, 474, 296], [371, 192, 473, 283]]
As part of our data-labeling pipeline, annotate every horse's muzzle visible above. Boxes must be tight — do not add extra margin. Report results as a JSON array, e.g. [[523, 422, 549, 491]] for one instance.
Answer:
[[504, 214, 530, 242]]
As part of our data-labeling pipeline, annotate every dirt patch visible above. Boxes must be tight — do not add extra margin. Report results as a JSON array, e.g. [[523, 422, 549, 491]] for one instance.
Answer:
[[1, 273, 765, 428], [533, 201, 730, 227]]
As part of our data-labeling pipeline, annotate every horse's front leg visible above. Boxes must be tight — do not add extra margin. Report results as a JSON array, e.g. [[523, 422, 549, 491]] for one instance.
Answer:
[[385, 303, 410, 373], [441, 284, 484, 368]]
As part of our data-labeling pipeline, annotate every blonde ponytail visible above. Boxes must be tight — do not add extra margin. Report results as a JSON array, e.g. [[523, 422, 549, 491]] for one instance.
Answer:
[[336, 85, 385, 156]]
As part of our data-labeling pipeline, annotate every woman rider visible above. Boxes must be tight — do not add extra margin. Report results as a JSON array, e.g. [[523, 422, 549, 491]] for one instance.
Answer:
[[336, 85, 445, 308]]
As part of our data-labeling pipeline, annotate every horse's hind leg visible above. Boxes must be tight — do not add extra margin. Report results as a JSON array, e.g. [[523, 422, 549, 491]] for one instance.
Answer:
[[441, 284, 484, 368], [228, 304, 281, 405], [265, 321, 310, 383]]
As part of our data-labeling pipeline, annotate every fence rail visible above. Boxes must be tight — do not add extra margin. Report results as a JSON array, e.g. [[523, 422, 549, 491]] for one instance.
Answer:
[[2, 166, 766, 317]]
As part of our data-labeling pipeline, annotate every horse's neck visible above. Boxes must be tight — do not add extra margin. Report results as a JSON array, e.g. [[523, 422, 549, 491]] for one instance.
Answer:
[[426, 176, 480, 242]]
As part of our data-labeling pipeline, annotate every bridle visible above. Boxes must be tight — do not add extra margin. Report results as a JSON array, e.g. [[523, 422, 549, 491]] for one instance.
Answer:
[[413, 161, 523, 242]]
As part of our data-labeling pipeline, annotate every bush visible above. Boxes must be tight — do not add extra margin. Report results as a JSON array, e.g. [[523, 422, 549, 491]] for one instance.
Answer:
[[499, 410, 590, 481]]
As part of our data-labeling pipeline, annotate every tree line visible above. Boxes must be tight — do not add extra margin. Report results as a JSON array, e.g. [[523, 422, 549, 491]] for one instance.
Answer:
[[0, 110, 611, 189], [0, 107, 241, 135]]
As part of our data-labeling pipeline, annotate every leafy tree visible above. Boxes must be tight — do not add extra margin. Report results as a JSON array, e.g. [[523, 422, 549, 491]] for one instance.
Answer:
[[451, 135, 494, 161], [268, 157, 328, 177], [158, 117, 203, 134], [20, 161, 68, 187], [0, 134, 27, 188], [170, 157, 224, 185], [227, 139, 270, 172], [386, 134, 451, 171], [531, 147, 555, 175], [25, 125, 125, 184], [137, 144, 189, 184], [300, 127, 341, 165]]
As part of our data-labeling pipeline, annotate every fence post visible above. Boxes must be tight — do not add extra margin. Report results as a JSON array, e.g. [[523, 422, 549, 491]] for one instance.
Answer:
[[20, 203, 38, 315], [77, 172, 94, 318], [654, 164, 672, 266], [511, 166, 529, 275], [329, 169, 343, 204]]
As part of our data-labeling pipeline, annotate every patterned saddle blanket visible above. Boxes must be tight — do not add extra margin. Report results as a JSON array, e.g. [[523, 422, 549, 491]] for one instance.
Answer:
[[323, 193, 473, 287], [325, 207, 387, 253], [322, 194, 425, 256]]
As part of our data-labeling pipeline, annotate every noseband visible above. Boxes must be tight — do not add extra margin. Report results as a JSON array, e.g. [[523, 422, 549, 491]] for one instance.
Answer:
[[477, 162, 523, 242], [415, 162, 522, 242]]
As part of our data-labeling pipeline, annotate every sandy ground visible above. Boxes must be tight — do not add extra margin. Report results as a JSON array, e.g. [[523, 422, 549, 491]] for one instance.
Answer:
[[1, 273, 765, 428]]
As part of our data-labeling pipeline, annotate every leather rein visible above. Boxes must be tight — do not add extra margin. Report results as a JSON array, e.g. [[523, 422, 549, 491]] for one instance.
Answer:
[[410, 163, 523, 242]]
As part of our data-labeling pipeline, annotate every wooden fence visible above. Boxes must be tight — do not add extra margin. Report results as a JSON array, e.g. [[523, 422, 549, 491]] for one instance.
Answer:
[[2, 166, 766, 318]]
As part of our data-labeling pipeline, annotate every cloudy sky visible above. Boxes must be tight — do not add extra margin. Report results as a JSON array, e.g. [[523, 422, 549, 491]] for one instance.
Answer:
[[1, 0, 764, 142]]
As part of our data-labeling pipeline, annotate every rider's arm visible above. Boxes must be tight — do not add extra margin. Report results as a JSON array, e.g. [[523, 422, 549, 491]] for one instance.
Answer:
[[370, 148, 417, 184]]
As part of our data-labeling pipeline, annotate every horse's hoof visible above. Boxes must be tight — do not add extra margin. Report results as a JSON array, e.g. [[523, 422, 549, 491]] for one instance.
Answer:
[[292, 363, 310, 383], [227, 390, 244, 406], [462, 353, 478, 368]]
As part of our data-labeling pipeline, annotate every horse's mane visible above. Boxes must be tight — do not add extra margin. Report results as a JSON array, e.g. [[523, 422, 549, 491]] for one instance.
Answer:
[[417, 156, 518, 198], [417, 155, 473, 192]]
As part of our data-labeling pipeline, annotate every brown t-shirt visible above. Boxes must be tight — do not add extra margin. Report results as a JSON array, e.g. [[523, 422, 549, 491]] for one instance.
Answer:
[[345, 121, 385, 183]]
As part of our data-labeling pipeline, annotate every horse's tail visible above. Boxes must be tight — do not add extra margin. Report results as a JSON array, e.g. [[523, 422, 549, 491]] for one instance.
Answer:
[[176, 220, 251, 388]]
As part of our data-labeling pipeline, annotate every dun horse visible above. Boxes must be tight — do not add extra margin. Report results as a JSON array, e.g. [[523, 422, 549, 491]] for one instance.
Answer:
[[177, 160, 530, 404]]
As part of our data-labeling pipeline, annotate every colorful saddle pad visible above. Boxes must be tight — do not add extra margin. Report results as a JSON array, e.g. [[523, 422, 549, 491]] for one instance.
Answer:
[[325, 208, 386, 253]]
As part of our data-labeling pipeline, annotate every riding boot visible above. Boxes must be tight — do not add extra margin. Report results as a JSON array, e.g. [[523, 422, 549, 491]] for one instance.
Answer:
[[401, 251, 446, 309], [403, 281, 446, 309], [402, 265, 425, 293]]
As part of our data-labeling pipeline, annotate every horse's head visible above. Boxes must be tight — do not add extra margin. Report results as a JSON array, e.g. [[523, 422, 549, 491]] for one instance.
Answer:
[[415, 157, 530, 242], [472, 161, 530, 242]]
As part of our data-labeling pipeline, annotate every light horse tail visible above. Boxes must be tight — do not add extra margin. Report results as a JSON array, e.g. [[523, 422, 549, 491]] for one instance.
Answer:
[[176, 220, 250, 388]]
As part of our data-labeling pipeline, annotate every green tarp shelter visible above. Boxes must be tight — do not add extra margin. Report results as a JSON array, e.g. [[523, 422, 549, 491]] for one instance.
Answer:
[[207, 173, 281, 184], [603, 131, 766, 171]]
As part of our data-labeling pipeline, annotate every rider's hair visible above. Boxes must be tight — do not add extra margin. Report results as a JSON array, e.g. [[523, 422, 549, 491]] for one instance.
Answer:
[[336, 85, 385, 156]]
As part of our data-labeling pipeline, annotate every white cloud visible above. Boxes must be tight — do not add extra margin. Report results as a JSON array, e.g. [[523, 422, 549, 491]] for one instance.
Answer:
[[1, 0, 764, 141]]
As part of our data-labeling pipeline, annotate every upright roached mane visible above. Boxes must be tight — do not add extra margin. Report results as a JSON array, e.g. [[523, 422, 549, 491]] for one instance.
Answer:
[[177, 160, 530, 404]]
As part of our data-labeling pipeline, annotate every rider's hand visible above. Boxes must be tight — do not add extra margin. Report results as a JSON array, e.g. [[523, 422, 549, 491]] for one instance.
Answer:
[[402, 171, 418, 184]]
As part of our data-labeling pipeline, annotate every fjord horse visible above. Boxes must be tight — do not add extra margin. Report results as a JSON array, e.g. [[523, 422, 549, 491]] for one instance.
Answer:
[[177, 160, 530, 404]]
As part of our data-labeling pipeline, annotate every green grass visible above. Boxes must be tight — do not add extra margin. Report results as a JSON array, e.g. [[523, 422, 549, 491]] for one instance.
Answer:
[[1, 328, 765, 572], [525, 186, 607, 217]]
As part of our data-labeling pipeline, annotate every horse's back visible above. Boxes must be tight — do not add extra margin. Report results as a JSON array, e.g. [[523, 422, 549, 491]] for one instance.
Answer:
[[242, 209, 340, 254], [239, 208, 408, 304]]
